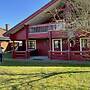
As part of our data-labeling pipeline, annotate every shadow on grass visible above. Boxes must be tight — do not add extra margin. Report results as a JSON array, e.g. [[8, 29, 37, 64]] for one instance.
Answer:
[[0, 70, 90, 89], [0, 70, 90, 76]]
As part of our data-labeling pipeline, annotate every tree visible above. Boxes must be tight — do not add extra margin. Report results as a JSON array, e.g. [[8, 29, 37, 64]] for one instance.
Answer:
[[46, 0, 90, 41], [47, 0, 90, 30]]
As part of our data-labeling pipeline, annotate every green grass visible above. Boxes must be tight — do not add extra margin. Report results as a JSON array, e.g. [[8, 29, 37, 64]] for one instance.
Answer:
[[0, 53, 90, 90], [0, 67, 90, 90]]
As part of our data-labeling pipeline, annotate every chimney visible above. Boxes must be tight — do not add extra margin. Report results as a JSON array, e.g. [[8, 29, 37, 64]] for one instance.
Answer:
[[5, 24, 9, 31]]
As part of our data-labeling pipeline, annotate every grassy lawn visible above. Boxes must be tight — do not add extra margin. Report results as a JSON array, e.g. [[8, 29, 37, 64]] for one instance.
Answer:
[[0, 53, 90, 90]]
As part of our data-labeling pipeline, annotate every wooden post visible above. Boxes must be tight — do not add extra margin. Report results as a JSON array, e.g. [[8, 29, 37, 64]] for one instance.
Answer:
[[60, 39, 62, 52], [80, 38, 82, 52], [25, 25, 29, 58], [68, 39, 70, 60], [60, 39, 63, 55], [25, 40, 28, 58], [49, 31, 52, 59], [26, 40, 28, 51], [80, 38, 82, 55], [12, 40, 15, 58]]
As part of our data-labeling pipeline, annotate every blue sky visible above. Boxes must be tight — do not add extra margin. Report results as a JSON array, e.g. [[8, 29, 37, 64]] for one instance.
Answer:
[[0, 0, 50, 28]]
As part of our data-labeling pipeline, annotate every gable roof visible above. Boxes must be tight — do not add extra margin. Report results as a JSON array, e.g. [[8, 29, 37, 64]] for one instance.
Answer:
[[4, 0, 61, 36]]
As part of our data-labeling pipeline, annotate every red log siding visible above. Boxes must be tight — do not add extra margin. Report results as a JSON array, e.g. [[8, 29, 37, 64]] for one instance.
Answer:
[[49, 51, 90, 60], [70, 51, 90, 60], [29, 33, 48, 39], [70, 52, 83, 60], [36, 39, 49, 56], [12, 51, 30, 59], [11, 27, 27, 40], [70, 38, 80, 51], [28, 30, 67, 39], [48, 51, 68, 60]]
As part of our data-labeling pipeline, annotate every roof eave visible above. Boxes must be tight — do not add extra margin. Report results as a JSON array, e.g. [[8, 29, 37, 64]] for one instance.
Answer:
[[4, 0, 59, 36]]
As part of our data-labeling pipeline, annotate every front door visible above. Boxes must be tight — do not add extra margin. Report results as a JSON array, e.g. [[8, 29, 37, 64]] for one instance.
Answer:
[[36, 39, 49, 56]]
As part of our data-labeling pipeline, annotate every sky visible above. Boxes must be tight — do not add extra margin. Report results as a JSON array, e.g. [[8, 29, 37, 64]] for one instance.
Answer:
[[0, 0, 50, 29]]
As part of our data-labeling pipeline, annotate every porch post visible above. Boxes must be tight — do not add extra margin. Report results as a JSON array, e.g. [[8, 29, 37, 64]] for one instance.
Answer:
[[26, 40, 28, 58], [49, 31, 52, 59], [80, 38, 82, 52], [25, 25, 29, 58], [68, 39, 70, 60], [60, 39, 63, 55], [12, 40, 15, 58], [26, 40, 28, 51], [80, 38, 83, 55], [60, 39, 62, 52]]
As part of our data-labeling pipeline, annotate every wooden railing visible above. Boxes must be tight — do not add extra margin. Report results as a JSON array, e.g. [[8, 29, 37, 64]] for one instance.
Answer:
[[49, 51, 90, 60], [29, 22, 65, 33]]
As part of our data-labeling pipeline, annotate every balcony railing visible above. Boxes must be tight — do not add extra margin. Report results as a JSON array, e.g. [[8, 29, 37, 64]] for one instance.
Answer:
[[29, 22, 65, 33]]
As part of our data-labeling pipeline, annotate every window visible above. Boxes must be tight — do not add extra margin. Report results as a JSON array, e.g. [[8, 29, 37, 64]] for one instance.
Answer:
[[28, 40, 36, 49], [15, 41, 26, 51], [80, 38, 90, 51], [52, 39, 62, 51], [18, 41, 23, 46], [81, 39, 87, 48]]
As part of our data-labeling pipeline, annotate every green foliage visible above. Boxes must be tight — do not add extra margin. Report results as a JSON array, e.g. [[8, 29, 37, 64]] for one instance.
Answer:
[[51, 0, 90, 30], [59, 2, 65, 7], [66, 0, 90, 29]]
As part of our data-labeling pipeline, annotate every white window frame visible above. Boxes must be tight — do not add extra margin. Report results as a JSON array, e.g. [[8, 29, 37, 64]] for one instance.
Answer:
[[52, 39, 62, 51], [80, 38, 90, 52], [28, 40, 36, 49]]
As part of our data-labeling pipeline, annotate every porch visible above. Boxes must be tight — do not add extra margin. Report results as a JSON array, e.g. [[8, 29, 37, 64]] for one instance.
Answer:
[[12, 39, 49, 59], [49, 37, 90, 60], [11, 37, 90, 60]]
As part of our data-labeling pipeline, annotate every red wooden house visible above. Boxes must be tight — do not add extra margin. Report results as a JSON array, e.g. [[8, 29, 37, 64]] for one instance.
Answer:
[[4, 0, 90, 60]]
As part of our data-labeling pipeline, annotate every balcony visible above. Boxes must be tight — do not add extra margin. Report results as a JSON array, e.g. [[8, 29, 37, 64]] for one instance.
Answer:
[[29, 22, 65, 33]]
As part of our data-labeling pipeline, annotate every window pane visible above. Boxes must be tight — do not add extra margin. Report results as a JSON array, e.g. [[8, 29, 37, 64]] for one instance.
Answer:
[[28, 41, 36, 49], [81, 39, 90, 51], [87, 39, 90, 48], [54, 40, 61, 51]]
